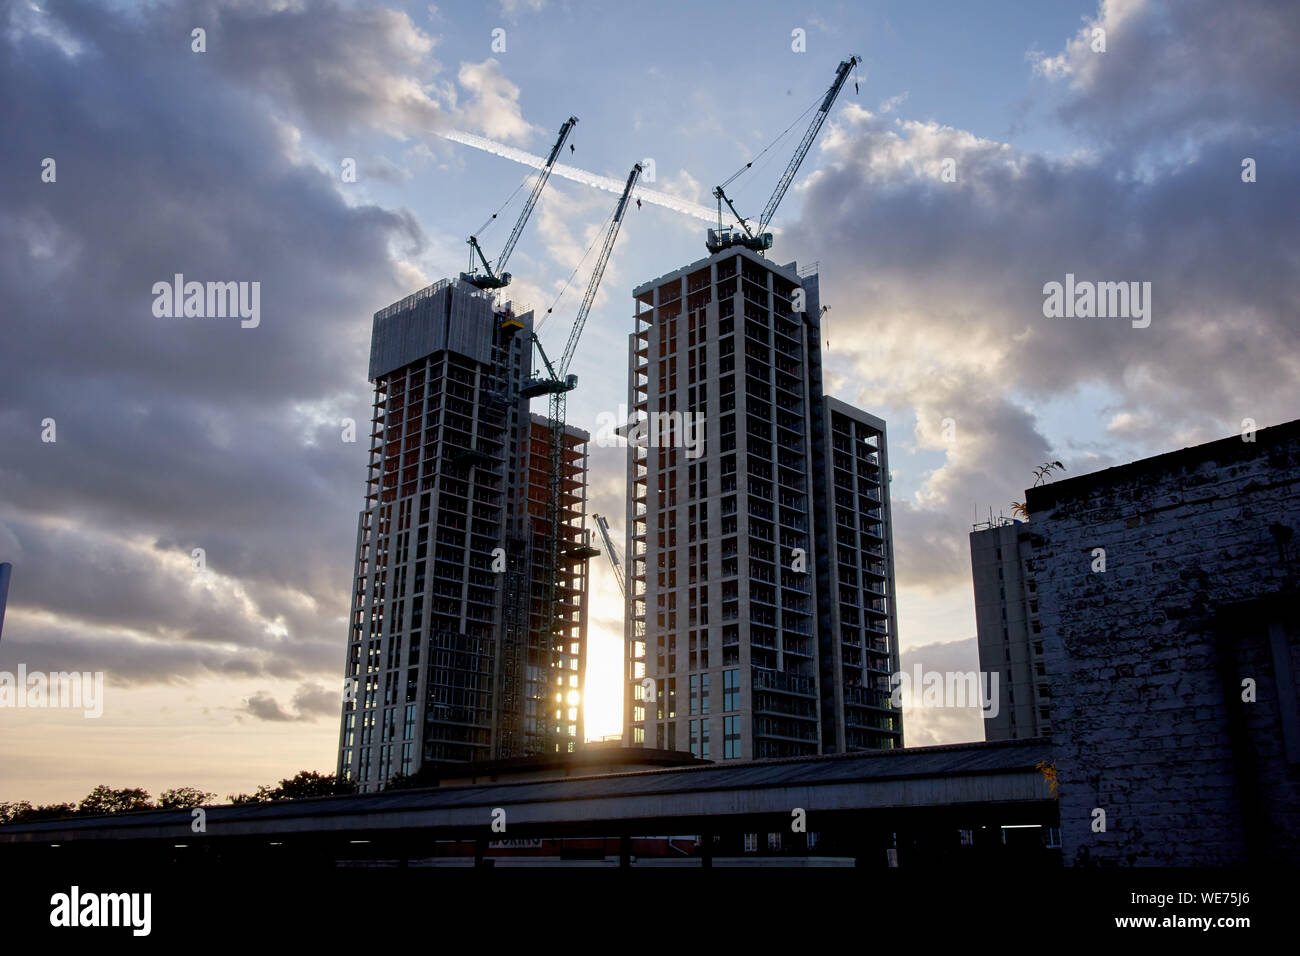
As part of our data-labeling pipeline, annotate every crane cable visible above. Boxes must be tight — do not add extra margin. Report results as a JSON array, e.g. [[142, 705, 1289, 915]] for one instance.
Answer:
[[718, 91, 824, 191], [534, 203, 617, 337], [470, 174, 531, 239]]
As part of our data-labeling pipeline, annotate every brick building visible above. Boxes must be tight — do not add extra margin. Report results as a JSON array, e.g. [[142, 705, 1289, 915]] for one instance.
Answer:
[[1027, 419, 1300, 865]]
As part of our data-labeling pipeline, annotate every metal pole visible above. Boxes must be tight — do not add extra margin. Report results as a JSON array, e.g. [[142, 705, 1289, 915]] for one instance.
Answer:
[[0, 563, 11, 643]]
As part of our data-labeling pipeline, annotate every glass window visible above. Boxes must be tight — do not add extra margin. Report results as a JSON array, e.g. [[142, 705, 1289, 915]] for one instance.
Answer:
[[723, 669, 739, 712], [724, 715, 741, 759]]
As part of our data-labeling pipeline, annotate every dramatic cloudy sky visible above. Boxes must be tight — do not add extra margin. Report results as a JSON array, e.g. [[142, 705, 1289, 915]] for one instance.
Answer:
[[1, 0, 1296, 802]]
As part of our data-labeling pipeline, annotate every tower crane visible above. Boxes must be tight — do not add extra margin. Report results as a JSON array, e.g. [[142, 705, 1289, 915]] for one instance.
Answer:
[[591, 513, 626, 598], [593, 511, 644, 648], [461, 116, 579, 290], [706, 56, 859, 255], [510, 162, 642, 755]]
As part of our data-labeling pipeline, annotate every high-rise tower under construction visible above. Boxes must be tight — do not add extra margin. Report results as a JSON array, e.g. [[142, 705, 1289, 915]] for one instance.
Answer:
[[623, 248, 902, 759], [337, 278, 591, 791]]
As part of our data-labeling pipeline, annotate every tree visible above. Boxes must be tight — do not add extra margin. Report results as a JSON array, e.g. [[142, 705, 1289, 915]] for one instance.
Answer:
[[0, 801, 78, 824], [77, 785, 153, 816], [227, 788, 269, 805], [25, 803, 80, 822], [227, 770, 355, 804], [0, 801, 34, 824], [272, 770, 355, 800], [157, 786, 215, 809], [2, 786, 212, 822], [385, 767, 440, 791]]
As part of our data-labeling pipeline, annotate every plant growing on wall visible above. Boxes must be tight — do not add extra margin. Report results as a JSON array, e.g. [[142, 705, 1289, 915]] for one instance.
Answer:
[[1011, 461, 1066, 518]]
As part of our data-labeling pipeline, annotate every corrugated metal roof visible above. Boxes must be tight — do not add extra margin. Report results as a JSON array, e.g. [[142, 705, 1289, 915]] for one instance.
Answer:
[[0, 740, 1051, 837]]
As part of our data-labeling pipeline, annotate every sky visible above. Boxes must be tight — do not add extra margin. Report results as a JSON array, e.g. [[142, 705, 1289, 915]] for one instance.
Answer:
[[1, 0, 1297, 803]]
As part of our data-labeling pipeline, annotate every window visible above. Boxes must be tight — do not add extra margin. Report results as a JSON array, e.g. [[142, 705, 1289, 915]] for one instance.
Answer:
[[767, 832, 782, 851], [701, 673, 710, 715], [743, 833, 758, 853], [689, 674, 698, 715], [723, 669, 739, 712], [724, 715, 741, 759]]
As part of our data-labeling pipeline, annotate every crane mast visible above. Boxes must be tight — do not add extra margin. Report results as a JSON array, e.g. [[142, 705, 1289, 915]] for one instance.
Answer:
[[511, 163, 641, 756], [462, 116, 578, 290], [707, 56, 859, 255]]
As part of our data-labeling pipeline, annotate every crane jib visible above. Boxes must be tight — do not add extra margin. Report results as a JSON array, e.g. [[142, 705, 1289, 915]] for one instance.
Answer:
[[462, 115, 578, 289], [705, 55, 859, 255]]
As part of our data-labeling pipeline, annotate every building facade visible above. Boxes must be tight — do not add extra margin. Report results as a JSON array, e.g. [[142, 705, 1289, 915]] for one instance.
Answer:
[[517, 413, 593, 753], [969, 519, 1050, 740], [623, 247, 902, 759], [1027, 419, 1300, 865], [815, 398, 902, 752], [337, 278, 590, 791]]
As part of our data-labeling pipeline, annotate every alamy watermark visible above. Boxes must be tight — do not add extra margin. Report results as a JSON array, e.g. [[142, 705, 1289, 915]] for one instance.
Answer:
[[1042, 273, 1151, 329], [593, 404, 705, 459], [890, 665, 999, 718], [0, 665, 104, 718], [151, 274, 260, 328], [50, 886, 150, 936]]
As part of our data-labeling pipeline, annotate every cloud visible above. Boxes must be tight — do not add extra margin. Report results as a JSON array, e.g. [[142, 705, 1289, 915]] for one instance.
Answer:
[[244, 691, 296, 722], [659, 168, 704, 205], [242, 682, 338, 722], [785, 52, 1299, 588], [877, 91, 908, 114], [98, 0, 446, 143], [456, 58, 539, 145], [1029, 0, 1300, 148], [291, 682, 340, 719], [899, 638, 986, 747], [499, 0, 546, 23], [0, 0, 425, 692]]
